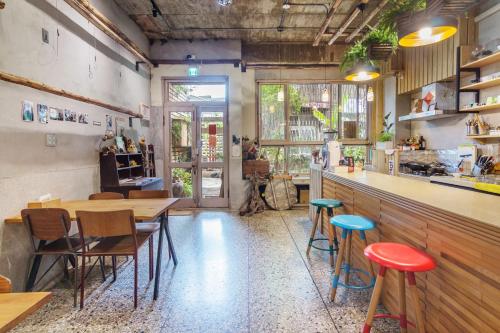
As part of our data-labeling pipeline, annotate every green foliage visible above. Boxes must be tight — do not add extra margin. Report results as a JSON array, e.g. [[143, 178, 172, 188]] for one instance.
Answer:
[[172, 168, 192, 197], [378, 0, 426, 30], [379, 112, 394, 142], [364, 26, 399, 51], [340, 41, 370, 73], [378, 131, 394, 142], [343, 146, 366, 162]]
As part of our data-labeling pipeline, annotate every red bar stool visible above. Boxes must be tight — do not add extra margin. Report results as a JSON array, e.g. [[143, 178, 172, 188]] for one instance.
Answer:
[[362, 242, 436, 333]]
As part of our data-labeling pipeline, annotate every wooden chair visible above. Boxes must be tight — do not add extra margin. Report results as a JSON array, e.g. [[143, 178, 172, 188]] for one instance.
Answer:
[[128, 190, 169, 199], [76, 210, 155, 308], [21, 208, 82, 306], [0, 275, 12, 293], [88, 192, 124, 200]]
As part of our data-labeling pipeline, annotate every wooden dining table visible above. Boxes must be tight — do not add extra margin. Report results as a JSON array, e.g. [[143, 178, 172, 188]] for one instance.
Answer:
[[5, 198, 179, 300], [0, 292, 51, 333]]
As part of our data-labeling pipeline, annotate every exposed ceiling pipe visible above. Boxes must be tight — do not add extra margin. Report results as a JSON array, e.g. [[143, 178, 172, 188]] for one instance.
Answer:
[[313, 0, 343, 46], [345, 0, 388, 43], [328, 1, 368, 45]]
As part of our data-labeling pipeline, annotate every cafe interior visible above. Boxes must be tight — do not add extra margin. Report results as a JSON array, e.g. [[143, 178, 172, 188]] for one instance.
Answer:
[[0, 0, 499, 332]]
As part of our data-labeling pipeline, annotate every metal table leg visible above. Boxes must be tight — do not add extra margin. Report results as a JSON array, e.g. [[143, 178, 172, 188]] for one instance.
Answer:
[[153, 213, 165, 300], [164, 211, 177, 266]]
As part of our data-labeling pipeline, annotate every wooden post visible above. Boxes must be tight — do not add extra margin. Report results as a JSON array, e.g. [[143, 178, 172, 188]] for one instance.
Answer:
[[398, 271, 408, 333]]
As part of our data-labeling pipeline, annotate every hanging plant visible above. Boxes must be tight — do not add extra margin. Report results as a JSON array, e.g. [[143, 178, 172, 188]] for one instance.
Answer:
[[340, 41, 371, 73], [378, 0, 427, 31]]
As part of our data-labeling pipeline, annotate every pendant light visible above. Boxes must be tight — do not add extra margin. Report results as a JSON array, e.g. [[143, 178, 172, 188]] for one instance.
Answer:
[[367, 86, 374, 102], [321, 63, 329, 103], [345, 63, 380, 82], [277, 29, 284, 102], [396, 1, 457, 48]]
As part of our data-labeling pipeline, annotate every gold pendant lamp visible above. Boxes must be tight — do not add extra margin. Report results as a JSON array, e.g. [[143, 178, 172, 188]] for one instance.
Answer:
[[344, 63, 380, 82]]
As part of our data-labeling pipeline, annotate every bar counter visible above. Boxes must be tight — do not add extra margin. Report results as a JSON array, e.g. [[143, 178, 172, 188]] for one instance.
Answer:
[[311, 165, 500, 332]]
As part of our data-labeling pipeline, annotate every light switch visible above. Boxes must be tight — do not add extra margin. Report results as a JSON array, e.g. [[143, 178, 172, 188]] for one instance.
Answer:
[[46, 133, 57, 147]]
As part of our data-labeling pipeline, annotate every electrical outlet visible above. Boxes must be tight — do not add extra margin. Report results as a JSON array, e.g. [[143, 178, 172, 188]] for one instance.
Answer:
[[46, 133, 57, 147], [42, 28, 49, 44]]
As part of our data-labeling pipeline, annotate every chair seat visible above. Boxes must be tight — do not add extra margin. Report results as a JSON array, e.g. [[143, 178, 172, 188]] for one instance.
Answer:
[[85, 234, 151, 256], [135, 222, 161, 233], [364, 242, 436, 272], [331, 215, 374, 231], [37, 237, 83, 254], [310, 198, 343, 208]]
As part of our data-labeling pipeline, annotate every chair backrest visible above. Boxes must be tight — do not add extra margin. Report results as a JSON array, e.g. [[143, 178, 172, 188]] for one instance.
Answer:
[[128, 190, 169, 199], [0, 275, 12, 293], [88, 192, 124, 200], [21, 208, 72, 241], [76, 210, 135, 238]]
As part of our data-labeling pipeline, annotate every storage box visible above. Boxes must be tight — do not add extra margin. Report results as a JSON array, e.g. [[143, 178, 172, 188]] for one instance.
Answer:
[[242, 160, 270, 178]]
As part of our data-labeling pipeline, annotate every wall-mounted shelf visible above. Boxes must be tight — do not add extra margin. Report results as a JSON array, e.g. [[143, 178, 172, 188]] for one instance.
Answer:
[[466, 134, 500, 143], [461, 77, 500, 90], [460, 103, 500, 112], [399, 110, 460, 122], [461, 52, 500, 69]]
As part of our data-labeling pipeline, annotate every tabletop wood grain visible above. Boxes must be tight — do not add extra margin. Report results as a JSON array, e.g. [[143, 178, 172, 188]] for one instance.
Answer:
[[4, 198, 179, 224], [0, 292, 51, 333]]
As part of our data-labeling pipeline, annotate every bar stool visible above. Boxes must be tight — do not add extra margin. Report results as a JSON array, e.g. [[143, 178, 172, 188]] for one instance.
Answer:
[[363, 242, 436, 333], [306, 199, 342, 266], [330, 215, 376, 302]]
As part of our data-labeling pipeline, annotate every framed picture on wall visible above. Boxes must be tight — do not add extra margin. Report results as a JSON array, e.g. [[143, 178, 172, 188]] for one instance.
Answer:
[[106, 115, 113, 130], [78, 113, 89, 124], [22, 100, 34, 122], [37, 104, 48, 124], [139, 103, 150, 121], [49, 107, 64, 121]]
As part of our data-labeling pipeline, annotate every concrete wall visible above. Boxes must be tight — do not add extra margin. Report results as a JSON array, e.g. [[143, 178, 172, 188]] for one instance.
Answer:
[[409, 4, 500, 150], [384, 76, 411, 143], [0, 0, 150, 291]]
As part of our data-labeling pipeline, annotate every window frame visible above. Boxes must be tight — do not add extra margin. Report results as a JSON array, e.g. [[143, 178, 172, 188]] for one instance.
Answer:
[[256, 80, 372, 176]]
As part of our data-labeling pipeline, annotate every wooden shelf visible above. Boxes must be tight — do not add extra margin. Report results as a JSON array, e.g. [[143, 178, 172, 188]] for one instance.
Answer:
[[117, 165, 142, 170], [467, 134, 500, 143], [461, 77, 500, 90], [461, 52, 500, 69], [459, 103, 500, 112]]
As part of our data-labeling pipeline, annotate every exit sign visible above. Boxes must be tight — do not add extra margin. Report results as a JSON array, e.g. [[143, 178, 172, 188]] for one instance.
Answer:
[[187, 66, 199, 77]]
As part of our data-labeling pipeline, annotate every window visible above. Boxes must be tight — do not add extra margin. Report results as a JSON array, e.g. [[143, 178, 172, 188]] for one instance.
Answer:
[[169, 83, 226, 102], [258, 82, 370, 175]]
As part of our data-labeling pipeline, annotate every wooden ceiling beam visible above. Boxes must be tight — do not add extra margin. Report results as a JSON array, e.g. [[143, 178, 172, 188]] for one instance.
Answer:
[[63, 0, 153, 67], [328, 1, 369, 45], [312, 0, 343, 46], [345, 0, 388, 43]]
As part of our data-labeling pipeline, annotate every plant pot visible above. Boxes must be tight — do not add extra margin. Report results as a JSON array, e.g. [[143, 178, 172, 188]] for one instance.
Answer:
[[376, 141, 394, 150], [368, 43, 394, 61]]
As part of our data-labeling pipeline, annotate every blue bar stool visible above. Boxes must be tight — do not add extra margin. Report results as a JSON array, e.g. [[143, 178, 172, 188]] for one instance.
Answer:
[[306, 199, 343, 266], [329, 215, 376, 302]]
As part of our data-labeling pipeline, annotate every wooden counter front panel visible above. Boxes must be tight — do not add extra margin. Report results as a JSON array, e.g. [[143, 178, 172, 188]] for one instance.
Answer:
[[322, 177, 500, 333]]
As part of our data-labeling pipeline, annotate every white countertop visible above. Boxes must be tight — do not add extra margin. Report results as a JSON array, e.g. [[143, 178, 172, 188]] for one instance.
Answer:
[[323, 169, 500, 229]]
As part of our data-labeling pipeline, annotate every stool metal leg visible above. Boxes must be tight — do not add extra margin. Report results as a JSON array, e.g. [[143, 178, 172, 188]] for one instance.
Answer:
[[407, 272, 425, 333], [326, 208, 335, 266], [398, 271, 408, 333], [360, 231, 376, 281], [344, 230, 352, 284], [363, 266, 387, 333], [330, 228, 348, 302], [306, 206, 322, 256]]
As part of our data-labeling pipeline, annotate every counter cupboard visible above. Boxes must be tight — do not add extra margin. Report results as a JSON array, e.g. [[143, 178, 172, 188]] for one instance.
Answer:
[[311, 166, 500, 332]]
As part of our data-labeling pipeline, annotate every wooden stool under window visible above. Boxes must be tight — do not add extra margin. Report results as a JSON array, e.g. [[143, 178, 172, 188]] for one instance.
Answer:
[[363, 242, 436, 333], [306, 199, 342, 266]]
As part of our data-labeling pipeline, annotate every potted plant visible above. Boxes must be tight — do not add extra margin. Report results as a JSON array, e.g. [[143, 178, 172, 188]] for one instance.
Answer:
[[340, 41, 370, 73], [376, 112, 394, 150], [365, 26, 399, 60]]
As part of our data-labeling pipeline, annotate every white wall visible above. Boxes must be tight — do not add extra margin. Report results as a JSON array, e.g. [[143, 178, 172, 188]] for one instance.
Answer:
[[0, 0, 150, 290]]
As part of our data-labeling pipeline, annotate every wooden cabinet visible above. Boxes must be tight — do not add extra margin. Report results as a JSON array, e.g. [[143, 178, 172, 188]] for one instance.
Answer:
[[321, 176, 500, 333]]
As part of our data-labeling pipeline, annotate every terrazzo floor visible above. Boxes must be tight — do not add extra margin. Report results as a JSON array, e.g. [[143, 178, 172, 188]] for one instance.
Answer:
[[12, 209, 398, 333]]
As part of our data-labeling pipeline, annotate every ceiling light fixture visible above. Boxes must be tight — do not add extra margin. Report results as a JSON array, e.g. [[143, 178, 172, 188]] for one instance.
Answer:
[[397, 14, 457, 48], [150, 0, 162, 17], [367, 86, 374, 102], [277, 30, 284, 102], [217, 0, 232, 6], [283, 0, 291, 10], [321, 63, 329, 103], [344, 63, 380, 82]]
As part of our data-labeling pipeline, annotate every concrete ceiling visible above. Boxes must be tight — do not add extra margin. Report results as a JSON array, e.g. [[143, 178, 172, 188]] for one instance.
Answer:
[[113, 0, 386, 44]]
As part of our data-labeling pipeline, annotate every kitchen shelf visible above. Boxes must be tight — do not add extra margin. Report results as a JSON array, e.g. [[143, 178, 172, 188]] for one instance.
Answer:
[[466, 134, 500, 143], [461, 77, 500, 90], [461, 52, 500, 69], [460, 103, 500, 112], [398, 110, 459, 122]]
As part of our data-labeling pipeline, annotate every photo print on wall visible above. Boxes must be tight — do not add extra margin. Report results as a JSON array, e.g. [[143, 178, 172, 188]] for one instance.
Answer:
[[22, 100, 34, 122], [37, 104, 48, 124], [78, 113, 89, 124], [49, 107, 64, 121], [106, 115, 113, 130], [64, 109, 77, 122]]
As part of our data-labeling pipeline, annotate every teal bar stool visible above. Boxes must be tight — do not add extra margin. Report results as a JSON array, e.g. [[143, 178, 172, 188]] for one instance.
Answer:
[[306, 198, 343, 266], [329, 215, 376, 302]]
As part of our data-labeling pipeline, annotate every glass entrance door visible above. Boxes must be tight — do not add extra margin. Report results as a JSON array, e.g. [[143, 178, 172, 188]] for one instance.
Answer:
[[165, 103, 228, 208]]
